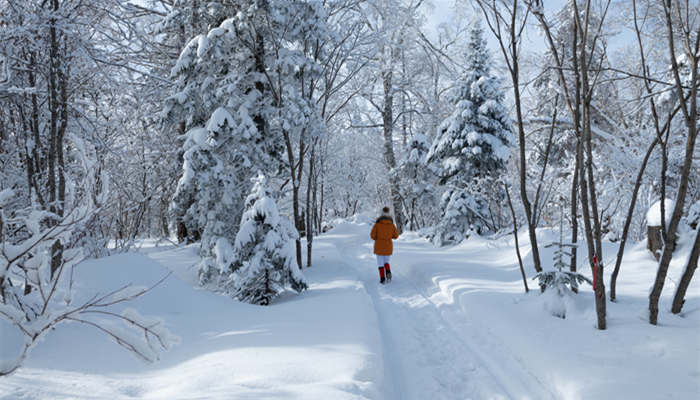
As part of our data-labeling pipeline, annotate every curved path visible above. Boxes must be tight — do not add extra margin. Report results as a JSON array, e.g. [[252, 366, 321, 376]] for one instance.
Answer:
[[322, 222, 555, 400]]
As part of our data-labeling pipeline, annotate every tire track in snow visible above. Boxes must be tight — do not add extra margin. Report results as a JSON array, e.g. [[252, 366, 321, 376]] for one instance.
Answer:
[[361, 275, 406, 400]]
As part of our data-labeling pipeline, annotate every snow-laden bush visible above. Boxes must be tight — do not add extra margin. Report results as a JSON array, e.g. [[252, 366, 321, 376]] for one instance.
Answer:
[[684, 201, 700, 229], [0, 182, 175, 377], [208, 174, 307, 306], [430, 188, 483, 245]]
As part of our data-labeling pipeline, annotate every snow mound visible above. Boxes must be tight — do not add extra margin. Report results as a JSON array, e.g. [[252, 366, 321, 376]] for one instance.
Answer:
[[647, 198, 674, 227]]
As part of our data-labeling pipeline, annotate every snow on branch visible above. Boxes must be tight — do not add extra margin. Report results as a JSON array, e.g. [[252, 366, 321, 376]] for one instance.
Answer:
[[0, 190, 176, 377]]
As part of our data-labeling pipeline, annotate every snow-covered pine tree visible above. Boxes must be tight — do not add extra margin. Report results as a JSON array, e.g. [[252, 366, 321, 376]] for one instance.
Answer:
[[534, 203, 591, 318], [395, 134, 438, 231], [167, 0, 330, 280], [427, 20, 514, 245], [171, 106, 262, 285], [223, 173, 307, 305], [166, 2, 291, 282]]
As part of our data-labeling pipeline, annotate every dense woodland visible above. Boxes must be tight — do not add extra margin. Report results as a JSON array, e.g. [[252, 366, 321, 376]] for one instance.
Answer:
[[0, 0, 698, 376]]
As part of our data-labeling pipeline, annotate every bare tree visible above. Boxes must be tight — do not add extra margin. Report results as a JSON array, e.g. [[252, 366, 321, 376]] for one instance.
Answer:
[[0, 153, 174, 377], [530, 0, 615, 329], [357, 0, 431, 233], [671, 227, 700, 314], [648, 0, 699, 325], [475, 0, 544, 274], [609, 0, 682, 301], [505, 183, 529, 293]]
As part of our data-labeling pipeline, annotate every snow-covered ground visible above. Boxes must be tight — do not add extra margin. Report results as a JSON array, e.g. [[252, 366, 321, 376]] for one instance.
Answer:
[[2, 220, 699, 399]]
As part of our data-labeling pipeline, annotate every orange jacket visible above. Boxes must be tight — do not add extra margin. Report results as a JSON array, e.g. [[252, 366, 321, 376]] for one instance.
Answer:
[[370, 217, 399, 255]]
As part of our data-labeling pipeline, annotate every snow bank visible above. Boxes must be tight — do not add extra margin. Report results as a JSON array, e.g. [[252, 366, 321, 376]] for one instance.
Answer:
[[395, 227, 699, 400], [647, 198, 674, 227], [0, 244, 383, 399]]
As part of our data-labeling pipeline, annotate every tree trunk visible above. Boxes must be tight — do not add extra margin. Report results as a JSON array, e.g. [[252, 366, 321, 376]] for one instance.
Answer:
[[285, 132, 303, 269], [57, 51, 68, 218], [649, 0, 699, 326], [610, 138, 658, 300], [305, 141, 316, 268], [319, 179, 325, 232], [506, 184, 528, 293], [253, 30, 268, 143], [312, 152, 320, 233], [647, 226, 663, 260], [649, 129, 697, 324], [47, 0, 65, 281], [532, 96, 558, 227], [571, 6, 605, 329], [381, 68, 403, 233], [50, 239, 63, 279], [294, 133, 305, 268], [173, 13, 189, 242], [671, 228, 700, 314], [583, 94, 606, 330], [659, 138, 669, 241], [510, 33, 542, 274], [570, 158, 579, 293], [48, 0, 59, 215]]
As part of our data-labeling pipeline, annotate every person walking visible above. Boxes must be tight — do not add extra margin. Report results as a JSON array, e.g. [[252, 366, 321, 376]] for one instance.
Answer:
[[370, 207, 399, 284]]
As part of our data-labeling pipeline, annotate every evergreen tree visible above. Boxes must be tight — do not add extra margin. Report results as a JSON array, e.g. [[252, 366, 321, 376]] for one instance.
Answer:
[[166, 4, 282, 254], [427, 21, 514, 244], [166, 0, 328, 281], [534, 203, 591, 318], [222, 173, 308, 305], [170, 107, 262, 270]]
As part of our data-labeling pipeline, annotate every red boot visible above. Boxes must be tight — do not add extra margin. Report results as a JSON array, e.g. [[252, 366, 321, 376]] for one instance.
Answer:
[[378, 266, 386, 284], [384, 263, 392, 282]]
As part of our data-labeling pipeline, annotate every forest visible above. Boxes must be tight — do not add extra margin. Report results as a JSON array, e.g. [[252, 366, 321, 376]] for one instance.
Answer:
[[0, 0, 698, 394]]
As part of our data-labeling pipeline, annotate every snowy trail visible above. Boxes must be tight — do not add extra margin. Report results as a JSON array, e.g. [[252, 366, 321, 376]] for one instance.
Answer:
[[323, 222, 553, 400], [402, 273, 557, 400]]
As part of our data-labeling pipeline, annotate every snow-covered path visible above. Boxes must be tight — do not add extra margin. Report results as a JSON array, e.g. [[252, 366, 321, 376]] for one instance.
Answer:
[[324, 222, 554, 400]]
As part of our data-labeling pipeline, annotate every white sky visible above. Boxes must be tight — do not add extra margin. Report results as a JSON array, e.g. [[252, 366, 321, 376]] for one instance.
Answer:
[[421, 0, 638, 69], [420, 0, 568, 53]]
